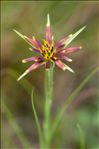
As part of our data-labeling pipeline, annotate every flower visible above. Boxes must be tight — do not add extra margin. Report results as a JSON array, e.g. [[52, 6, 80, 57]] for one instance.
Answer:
[[14, 14, 86, 81]]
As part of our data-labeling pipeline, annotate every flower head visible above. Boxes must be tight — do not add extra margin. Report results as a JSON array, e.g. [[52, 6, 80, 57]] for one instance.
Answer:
[[14, 14, 86, 81]]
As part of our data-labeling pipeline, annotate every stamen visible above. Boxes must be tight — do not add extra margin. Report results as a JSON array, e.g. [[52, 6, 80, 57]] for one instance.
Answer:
[[41, 39, 55, 60]]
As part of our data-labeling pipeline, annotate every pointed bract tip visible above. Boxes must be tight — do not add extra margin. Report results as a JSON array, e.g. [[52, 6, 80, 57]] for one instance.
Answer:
[[80, 46, 82, 49], [68, 69, 75, 73], [69, 59, 72, 62], [72, 70, 75, 73], [13, 29, 16, 32], [29, 47, 33, 51], [17, 70, 29, 81], [13, 29, 18, 34], [81, 25, 86, 32], [63, 65, 74, 73], [22, 60, 26, 63], [13, 29, 26, 39], [83, 25, 86, 29], [52, 36, 54, 40], [32, 36, 35, 40], [47, 13, 50, 26]]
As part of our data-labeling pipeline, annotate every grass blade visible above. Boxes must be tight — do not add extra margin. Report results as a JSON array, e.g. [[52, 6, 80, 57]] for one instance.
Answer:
[[51, 67, 99, 138], [77, 124, 86, 149], [2, 100, 32, 149], [31, 89, 43, 148]]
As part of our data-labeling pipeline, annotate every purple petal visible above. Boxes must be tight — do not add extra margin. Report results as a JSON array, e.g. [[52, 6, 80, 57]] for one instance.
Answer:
[[55, 60, 67, 71], [55, 36, 68, 49], [17, 62, 44, 81], [26, 36, 42, 49], [62, 56, 72, 62], [55, 60, 74, 73], [22, 56, 43, 63], [46, 14, 52, 44], [29, 47, 40, 53], [56, 54, 72, 62], [55, 52, 72, 62], [26, 62, 44, 72], [60, 46, 82, 54]]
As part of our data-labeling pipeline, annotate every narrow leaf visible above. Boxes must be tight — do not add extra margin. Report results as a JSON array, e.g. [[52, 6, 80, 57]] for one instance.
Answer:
[[2, 100, 32, 149], [64, 26, 86, 48], [31, 89, 43, 148], [51, 67, 99, 138], [77, 124, 86, 149]]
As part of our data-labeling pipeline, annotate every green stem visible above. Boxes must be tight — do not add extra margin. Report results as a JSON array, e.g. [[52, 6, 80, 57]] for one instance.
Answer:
[[43, 65, 54, 149], [77, 124, 86, 149]]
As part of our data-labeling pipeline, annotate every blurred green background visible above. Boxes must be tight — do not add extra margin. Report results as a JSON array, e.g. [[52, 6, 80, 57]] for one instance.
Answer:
[[1, 1, 99, 149]]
